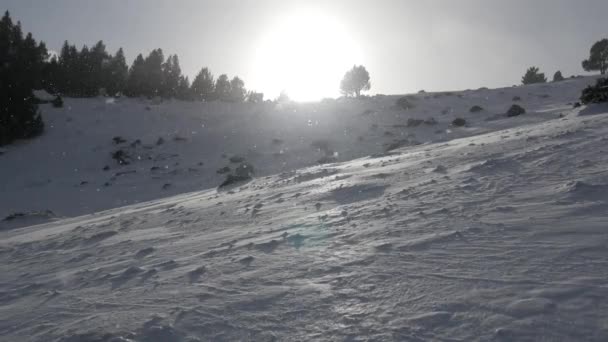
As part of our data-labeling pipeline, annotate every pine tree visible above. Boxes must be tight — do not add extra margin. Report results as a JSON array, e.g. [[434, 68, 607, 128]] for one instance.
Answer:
[[191, 67, 215, 101], [214, 74, 231, 101], [126, 54, 146, 97], [176, 76, 192, 100], [582, 39, 608, 75], [521, 66, 547, 85], [106, 48, 128, 96], [143, 48, 164, 97], [0, 11, 45, 146], [553, 70, 565, 82], [161, 54, 182, 98], [229, 76, 246, 102]]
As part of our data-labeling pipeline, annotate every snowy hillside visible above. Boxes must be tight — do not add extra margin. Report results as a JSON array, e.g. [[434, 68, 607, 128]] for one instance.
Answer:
[[0, 76, 599, 227], [2, 77, 608, 341]]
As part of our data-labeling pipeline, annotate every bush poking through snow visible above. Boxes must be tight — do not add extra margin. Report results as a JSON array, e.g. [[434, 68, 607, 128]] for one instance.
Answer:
[[580, 78, 608, 104], [317, 155, 338, 164], [424, 117, 438, 125], [51, 95, 63, 108], [311, 139, 332, 155], [219, 162, 254, 188], [111, 149, 129, 165], [407, 118, 424, 127], [396, 96, 415, 110], [112, 136, 127, 144], [469, 105, 484, 113], [229, 155, 245, 163], [506, 104, 526, 117], [452, 118, 466, 127], [216, 166, 231, 174]]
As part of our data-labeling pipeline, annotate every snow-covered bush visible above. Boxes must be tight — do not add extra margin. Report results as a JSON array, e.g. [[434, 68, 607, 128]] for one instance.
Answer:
[[580, 78, 608, 104]]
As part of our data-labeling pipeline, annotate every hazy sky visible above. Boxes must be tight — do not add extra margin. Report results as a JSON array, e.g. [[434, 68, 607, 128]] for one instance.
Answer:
[[3, 0, 607, 99]]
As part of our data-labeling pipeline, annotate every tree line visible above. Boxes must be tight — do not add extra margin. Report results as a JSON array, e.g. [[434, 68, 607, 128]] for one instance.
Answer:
[[45, 42, 248, 102], [0, 10, 255, 146]]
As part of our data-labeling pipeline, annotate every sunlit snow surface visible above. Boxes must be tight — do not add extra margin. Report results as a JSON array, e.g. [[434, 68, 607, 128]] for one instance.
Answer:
[[2, 77, 608, 341]]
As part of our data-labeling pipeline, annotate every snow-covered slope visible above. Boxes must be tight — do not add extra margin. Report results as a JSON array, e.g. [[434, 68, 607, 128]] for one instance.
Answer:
[[2, 77, 608, 341], [0, 76, 598, 226]]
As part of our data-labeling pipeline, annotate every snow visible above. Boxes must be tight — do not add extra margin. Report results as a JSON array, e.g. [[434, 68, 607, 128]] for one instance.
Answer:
[[2, 76, 608, 341]]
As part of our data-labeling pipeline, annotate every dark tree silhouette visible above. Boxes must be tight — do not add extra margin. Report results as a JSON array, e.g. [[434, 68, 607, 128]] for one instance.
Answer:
[[142, 48, 164, 97], [105, 48, 128, 96], [582, 39, 608, 75], [176, 76, 192, 100], [214, 74, 231, 101], [161, 54, 182, 98], [521, 66, 547, 85], [191, 67, 215, 101], [126, 54, 146, 97], [552, 70, 565, 82], [229, 76, 246, 102], [0, 11, 46, 146], [340, 65, 371, 97]]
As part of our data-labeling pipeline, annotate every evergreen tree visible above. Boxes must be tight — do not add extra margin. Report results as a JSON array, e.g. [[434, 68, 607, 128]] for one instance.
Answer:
[[521, 66, 547, 85], [176, 76, 192, 100], [0, 11, 45, 146], [126, 54, 146, 97], [582, 39, 608, 75], [214, 74, 231, 101], [142, 48, 164, 97], [89, 40, 110, 95], [553, 70, 565, 82], [191, 67, 215, 101], [229, 76, 246, 102], [340, 65, 371, 97], [41, 55, 60, 93], [105, 48, 128, 96], [161, 54, 182, 98]]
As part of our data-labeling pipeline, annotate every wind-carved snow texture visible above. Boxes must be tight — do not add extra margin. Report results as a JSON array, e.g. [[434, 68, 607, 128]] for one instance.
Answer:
[[2, 76, 608, 341]]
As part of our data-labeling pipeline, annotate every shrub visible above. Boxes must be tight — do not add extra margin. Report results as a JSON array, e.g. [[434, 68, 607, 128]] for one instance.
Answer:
[[311, 139, 332, 155], [234, 162, 254, 178], [506, 104, 526, 117], [580, 78, 608, 104], [452, 118, 466, 126], [396, 96, 415, 110], [216, 166, 231, 174], [406, 118, 424, 127], [111, 149, 129, 165], [113, 136, 127, 144], [229, 155, 245, 163], [469, 105, 483, 113]]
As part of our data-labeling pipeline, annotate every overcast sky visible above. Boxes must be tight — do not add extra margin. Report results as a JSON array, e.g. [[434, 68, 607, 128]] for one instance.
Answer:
[[3, 0, 607, 98]]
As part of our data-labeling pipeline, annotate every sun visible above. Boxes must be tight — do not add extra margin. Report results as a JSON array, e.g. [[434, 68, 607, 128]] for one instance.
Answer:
[[251, 9, 363, 102]]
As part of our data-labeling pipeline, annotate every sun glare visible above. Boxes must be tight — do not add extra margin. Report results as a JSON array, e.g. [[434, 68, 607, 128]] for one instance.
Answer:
[[252, 9, 363, 102]]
